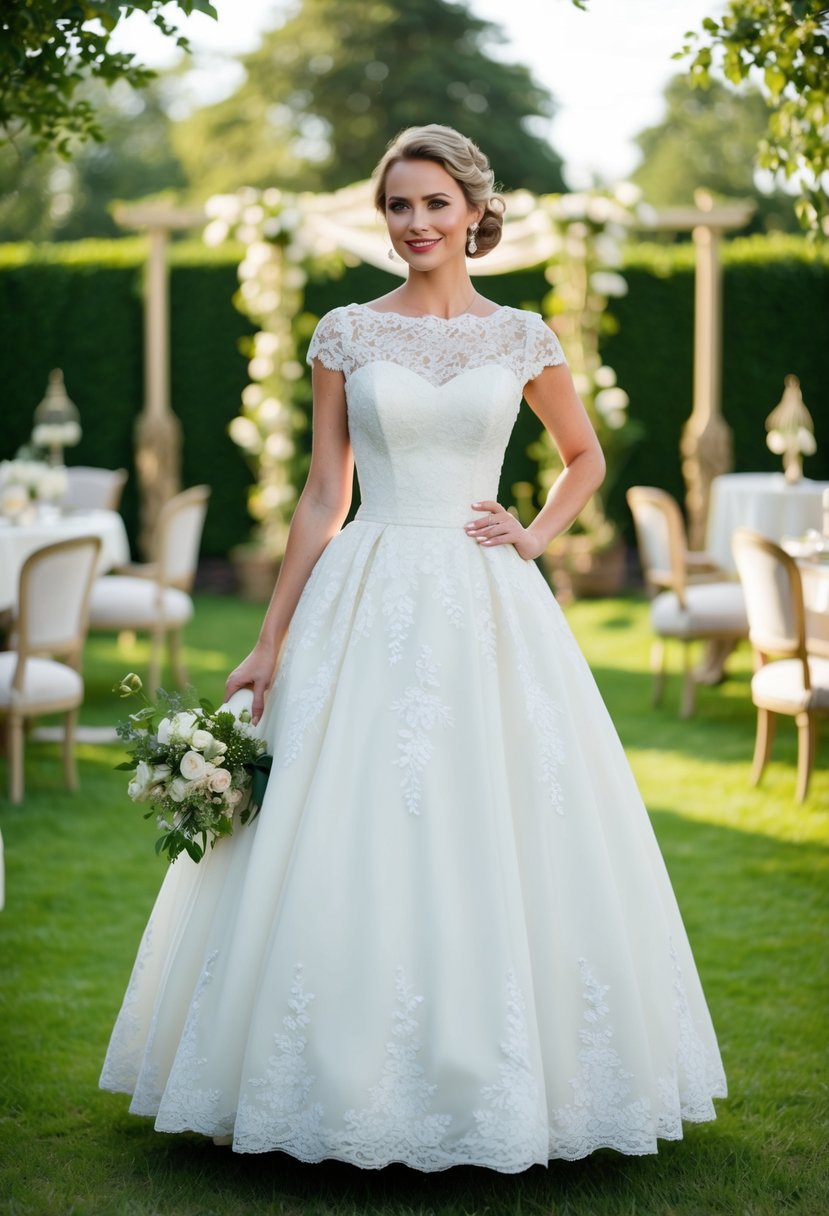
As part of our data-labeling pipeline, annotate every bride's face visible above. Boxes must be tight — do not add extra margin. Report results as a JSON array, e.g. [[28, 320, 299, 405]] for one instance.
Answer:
[[383, 159, 481, 269]]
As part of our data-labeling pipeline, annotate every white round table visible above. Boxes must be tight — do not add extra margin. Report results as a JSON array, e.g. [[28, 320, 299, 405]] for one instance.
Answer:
[[0, 508, 130, 612], [706, 473, 829, 572]]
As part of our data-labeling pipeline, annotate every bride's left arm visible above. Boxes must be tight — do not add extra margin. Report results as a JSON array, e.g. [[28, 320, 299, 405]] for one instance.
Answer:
[[466, 363, 606, 561]]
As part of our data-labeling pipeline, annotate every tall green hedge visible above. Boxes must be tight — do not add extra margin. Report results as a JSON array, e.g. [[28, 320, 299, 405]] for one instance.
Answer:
[[0, 239, 255, 558], [1, 234, 826, 557]]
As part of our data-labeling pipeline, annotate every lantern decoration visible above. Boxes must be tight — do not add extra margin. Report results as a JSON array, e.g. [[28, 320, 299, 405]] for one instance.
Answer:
[[765, 374, 816, 484]]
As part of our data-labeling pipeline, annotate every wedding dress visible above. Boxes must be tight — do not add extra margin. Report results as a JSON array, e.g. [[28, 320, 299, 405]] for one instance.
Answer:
[[100, 304, 726, 1171]]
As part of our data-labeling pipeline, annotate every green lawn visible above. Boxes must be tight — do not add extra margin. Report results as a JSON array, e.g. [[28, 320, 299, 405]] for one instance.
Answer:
[[1, 594, 827, 1216]]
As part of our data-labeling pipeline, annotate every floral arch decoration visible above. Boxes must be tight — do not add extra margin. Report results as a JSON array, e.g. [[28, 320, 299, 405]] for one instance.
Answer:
[[204, 179, 645, 559]]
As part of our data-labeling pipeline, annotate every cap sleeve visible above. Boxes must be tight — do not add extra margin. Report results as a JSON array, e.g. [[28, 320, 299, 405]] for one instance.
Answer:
[[523, 312, 566, 384], [306, 307, 353, 374]]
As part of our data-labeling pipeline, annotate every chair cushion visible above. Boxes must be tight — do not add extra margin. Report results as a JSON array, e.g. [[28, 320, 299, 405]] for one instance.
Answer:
[[0, 652, 84, 711], [651, 583, 748, 639], [751, 657, 829, 712], [87, 576, 193, 629]]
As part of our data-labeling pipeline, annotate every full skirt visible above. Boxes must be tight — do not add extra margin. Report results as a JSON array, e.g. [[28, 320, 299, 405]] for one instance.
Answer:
[[100, 520, 726, 1171]]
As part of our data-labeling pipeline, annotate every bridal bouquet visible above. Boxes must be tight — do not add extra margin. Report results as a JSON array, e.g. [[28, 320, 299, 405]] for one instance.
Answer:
[[114, 673, 272, 864]]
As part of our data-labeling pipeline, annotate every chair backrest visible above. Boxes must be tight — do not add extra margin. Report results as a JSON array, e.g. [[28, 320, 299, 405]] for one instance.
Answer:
[[154, 486, 210, 591], [626, 486, 687, 601], [17, 535, 102, 665], [732, 528, 806, 663], [63, 466, 128, 512]]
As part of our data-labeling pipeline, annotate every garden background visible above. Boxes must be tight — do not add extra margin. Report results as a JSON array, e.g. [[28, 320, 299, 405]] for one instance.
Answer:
[[2, 232, 827, 562]]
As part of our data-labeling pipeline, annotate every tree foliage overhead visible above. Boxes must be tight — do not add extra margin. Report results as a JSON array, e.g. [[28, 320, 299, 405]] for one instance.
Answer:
[[0, 79, 188, 243], [631, 74, 797, 231], [676, 0, 829, 230], [172, 0, 566, 198], [0, 0, 217, 155]]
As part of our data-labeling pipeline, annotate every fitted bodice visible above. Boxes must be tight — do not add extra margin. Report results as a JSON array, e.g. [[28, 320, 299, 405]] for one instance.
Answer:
[[307, 304, 566, 526]]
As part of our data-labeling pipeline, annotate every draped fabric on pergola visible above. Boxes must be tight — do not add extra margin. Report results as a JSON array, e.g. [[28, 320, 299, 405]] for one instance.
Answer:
[[118, 181, 752, 560]]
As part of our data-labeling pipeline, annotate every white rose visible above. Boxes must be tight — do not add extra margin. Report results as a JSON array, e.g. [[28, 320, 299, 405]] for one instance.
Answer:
[[179, 750, 207, 781], [227, 787, 244, 806], [191, 728, 214, 751], [156, 717, 172, 745], [168, 776, 192, 802], [127, 760, 154, 801], [209, 767, 232, 793], [171, 711, 200, 742]]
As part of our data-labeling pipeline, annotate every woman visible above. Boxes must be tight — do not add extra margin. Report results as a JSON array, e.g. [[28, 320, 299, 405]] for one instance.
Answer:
[[101, 125, 726, 1171]]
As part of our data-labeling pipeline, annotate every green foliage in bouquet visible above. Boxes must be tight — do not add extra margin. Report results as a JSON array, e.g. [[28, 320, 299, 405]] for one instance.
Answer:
[[114, 673, 269, 865]]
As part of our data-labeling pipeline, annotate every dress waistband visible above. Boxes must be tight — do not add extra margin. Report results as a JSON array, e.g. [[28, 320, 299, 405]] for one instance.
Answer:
[[354, 506, 487, 530]]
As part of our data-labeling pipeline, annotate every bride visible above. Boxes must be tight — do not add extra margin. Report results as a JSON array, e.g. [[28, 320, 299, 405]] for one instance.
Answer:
[[100, 123, 726, 1171]]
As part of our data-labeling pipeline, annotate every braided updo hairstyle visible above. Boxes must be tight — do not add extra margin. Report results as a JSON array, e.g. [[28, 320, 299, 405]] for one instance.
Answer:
[[372, 124, 505, 258]]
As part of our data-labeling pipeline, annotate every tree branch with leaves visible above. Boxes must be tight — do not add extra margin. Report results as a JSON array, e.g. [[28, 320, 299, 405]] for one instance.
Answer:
[[0, 1, 217, 156], [675, 1, 829, 232]]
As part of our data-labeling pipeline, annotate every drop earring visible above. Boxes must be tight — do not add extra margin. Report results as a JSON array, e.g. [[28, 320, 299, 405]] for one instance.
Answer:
[[388, 246, 396, 260], [466, 223, 479, 256]]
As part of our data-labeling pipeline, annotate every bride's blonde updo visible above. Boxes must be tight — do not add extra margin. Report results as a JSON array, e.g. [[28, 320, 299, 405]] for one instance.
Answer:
[[372, 124, 505, 258]]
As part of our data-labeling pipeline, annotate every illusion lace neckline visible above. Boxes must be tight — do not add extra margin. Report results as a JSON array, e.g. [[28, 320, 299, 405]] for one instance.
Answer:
[[354, 303, 507, 322]]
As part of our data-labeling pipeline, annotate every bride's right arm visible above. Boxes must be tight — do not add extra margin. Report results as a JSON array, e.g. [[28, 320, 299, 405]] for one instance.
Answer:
[[224, 361, 353, 721]]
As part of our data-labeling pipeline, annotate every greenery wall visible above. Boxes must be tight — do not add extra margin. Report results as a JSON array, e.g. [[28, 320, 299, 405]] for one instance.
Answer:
[[1, 234, 826, 557]]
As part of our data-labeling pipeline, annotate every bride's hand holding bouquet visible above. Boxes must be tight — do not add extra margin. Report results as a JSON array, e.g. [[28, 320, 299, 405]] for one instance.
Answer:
[[114, 673, 272, 864]]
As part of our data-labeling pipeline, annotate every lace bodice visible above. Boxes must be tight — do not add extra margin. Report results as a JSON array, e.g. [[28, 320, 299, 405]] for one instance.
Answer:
[[306, 305, 566, 528], [307, 304, 565, 388]]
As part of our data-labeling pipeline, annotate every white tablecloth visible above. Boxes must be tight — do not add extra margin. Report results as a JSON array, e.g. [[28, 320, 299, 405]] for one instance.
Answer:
[[707, 473, 829, 571], [0, 509, 130, 612]]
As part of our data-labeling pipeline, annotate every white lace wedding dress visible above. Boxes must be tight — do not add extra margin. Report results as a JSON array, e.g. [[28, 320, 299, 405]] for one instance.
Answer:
[[100, 304, 726, 1171]]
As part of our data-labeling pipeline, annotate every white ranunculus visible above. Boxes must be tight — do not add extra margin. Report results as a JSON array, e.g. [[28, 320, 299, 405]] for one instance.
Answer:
[[168, 776, 192, 802], [191, 729, 214, 752], [179, 750, 207, 781], [209, 767, 232, 793], [171, 711, 200, 742]]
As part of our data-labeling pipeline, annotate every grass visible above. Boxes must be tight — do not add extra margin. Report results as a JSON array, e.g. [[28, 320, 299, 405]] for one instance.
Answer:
[[0, 593, 827, 1216]]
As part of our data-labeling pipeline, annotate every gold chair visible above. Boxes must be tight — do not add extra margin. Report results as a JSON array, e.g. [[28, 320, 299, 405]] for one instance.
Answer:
[[0, 535, 102, 803], [732, 528, 829, 803], [63, 466, 128, 512], [626, 486, 748, 717], [86, 486, 210, 692]]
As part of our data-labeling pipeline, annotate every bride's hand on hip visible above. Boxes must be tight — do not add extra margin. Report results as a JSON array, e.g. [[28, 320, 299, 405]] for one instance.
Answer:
[[465, 500, 547, 562], [224, 642, 278, 725]]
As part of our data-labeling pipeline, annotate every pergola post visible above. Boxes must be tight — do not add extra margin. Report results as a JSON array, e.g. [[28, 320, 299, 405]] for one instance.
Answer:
[[116, 202, 203, 558], [651, 193, 754, 549]]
